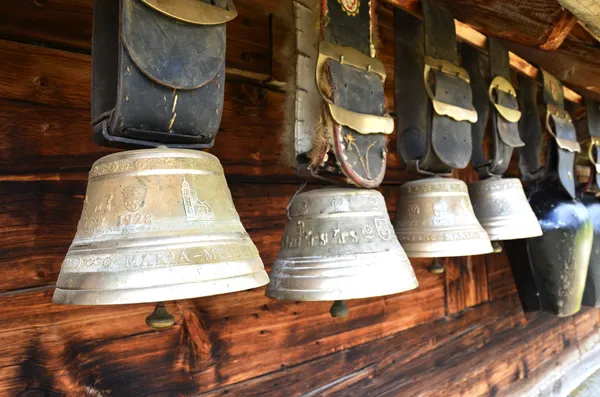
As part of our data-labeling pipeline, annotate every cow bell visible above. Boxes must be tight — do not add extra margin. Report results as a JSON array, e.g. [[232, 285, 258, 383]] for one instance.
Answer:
[[526, 184, 593, 316], [468, 177, 542, 242], [53, 148, 269, 305], [395, 177, 493, 258], [266, 187, 418, 304], [581, 193, 600, 307]]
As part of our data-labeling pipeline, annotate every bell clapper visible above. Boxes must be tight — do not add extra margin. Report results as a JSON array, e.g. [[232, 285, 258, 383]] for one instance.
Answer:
[[145, 302, 176, 330], [429, 259, 444, 274], [330, 300, 350, 318], [492, 241, 503, 253]]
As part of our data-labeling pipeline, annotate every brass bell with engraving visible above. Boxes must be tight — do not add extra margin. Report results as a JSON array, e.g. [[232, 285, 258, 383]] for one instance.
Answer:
[[267, 187, 418, 303], [461, 40, 542, 245], [53, 148, 269, 305], [468, 178, 542, 242], [395, 177, 493, 258]]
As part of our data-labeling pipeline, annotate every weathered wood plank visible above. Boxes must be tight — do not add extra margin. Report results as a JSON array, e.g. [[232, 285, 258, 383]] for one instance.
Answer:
[[0, 0, 272, 76], [445, 255, 489, 315], [0, 261, 444, 395], [487, 250, 518, 301], [201, 294, 525, 396]]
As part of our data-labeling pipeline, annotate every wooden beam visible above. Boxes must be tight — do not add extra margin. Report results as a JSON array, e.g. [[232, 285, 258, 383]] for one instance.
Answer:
[[384, 0, 583, 104], [538, 10, 578, 51]]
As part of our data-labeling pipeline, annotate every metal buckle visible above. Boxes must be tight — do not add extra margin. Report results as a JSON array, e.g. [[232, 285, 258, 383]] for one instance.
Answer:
[[488, 76, 521, 123], [578, 136, 600, 173], [140, 0, 238, 25], [316, 41, 393, 135], [545, 105, 580, 153], [423, 56, 478, 123]]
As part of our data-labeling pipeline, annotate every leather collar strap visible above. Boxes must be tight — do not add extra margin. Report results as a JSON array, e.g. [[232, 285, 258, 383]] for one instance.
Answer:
[[578, 98, 600, 192], [91, 0, 231, 149], [541, 70, 580, 199], [305, 0, 391, 188], [516, 74, 543, 182], [394, 0, 477, 175], [463, 39, 524, 178]]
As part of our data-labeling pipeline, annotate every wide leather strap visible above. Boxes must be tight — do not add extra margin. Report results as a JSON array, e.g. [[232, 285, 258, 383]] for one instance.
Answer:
[[394, 0, 477, 175], [466, 38, 523, 178], [541, 70, 580, 199], [317, 0, 390, 187], [517, 74, 543, 182], [578, 98, 600, 191], [91, 0, 230, 149]]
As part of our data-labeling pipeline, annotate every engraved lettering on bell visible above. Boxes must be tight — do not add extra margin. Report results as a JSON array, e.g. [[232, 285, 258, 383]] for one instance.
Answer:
[[53, 148, 269, 305], [267, 187, 418, 302], [94, 194, 114, 213], [395, 177, 493, 258]]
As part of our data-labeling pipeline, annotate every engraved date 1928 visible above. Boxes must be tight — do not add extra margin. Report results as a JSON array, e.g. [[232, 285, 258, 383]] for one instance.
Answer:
[[118, 212, 152, 228]]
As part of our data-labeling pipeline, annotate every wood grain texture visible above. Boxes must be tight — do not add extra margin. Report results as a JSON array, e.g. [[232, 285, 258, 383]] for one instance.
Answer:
[[1, 1, 600, 396], [444, 255, 489, 315], [0, 0, 272, 76], [0, 40, 412, 183]]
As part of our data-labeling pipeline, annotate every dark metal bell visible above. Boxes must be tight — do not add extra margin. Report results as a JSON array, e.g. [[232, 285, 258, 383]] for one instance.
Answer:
[[581, 193, 600, 307], [513, 184, 593, 317]]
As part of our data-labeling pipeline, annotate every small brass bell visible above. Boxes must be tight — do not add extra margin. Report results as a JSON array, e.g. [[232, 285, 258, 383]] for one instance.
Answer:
[[468, 177, 542, 242], [53, 148, 269, 305], [266, 187, 418, 303], [395, 177, 493, 258]]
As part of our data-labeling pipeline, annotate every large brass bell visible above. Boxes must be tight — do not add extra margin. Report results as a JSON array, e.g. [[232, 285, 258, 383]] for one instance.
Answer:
[[267, 187, 418, 304], [53, 148, 269, 305], [395, 177, 493, 258], [468, 178, 542, 242]]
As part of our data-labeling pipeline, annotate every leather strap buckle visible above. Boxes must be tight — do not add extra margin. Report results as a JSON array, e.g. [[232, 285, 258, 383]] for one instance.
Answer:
[[578, 136, 600, 173], [316, 41, 393, 135], [545, 105, 580, 152], [488, 76, 521, 123], [423, 56, 478, 123], [140, 0, 238, 25]]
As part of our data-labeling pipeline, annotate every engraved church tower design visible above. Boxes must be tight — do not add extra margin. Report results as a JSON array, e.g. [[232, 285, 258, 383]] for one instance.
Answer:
[[181, 177, 215, 221]]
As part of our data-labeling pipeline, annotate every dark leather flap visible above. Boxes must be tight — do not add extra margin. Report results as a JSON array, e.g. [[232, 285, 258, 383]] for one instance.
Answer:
[[122, 0, 226, 90], [431, 69, 474, 112], [496, 91, 524, 147], [326, 59, 385, 116], [429, 70, 473, 169]]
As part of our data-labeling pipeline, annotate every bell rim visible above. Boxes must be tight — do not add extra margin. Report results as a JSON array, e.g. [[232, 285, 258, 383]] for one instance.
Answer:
[[266, 250, 418, 301], [52, 270, 270, 305], [265, 274, 419, 302], [398, 238, 494, 258], [479, 219, 543, 241]]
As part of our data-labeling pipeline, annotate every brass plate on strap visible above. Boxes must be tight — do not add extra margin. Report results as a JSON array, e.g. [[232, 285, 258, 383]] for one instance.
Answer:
[[316, 41, 392, 135], [578, 136, 600, 173], [317, 41, 386, 80], [545, 109, 580, 152], [327, 103, 393, 135], [488, 76, 522, 123], [140, 0, 238, 25], [423, 56, 478, 123]]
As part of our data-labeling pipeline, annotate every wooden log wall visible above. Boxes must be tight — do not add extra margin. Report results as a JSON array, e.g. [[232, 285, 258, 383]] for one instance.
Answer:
[[1, 0, 600, 396]]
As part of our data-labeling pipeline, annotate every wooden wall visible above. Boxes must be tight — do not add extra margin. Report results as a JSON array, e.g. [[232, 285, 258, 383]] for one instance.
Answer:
[[1, 0, 600, 396]]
